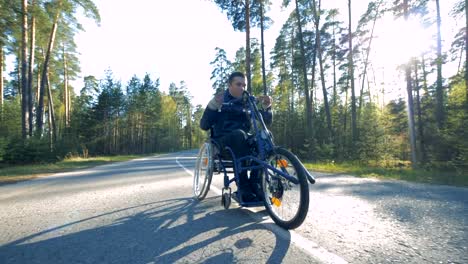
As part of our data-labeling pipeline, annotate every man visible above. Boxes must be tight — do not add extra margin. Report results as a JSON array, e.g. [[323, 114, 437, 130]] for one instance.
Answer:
[[200, 71, 272, 202]]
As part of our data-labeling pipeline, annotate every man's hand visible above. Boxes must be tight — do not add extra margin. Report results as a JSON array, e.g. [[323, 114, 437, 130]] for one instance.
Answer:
[[215, 91, 224, 105], [258, 95, 272, 109], [207, 90, 224, 110]]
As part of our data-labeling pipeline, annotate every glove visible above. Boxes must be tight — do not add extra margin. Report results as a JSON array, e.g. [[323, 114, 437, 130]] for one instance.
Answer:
[[258, 95, 272, 109], [207, 92, 224, 110]]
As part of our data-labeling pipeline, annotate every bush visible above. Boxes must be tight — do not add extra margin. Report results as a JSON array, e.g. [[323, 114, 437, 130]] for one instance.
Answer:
[[3, 137, 60, 164], [0, 137, 8, 161]]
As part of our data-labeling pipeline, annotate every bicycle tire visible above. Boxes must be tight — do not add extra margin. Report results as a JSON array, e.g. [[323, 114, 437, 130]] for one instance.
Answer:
[[262, 147, 309, 229], [193, 142, 214, 200]]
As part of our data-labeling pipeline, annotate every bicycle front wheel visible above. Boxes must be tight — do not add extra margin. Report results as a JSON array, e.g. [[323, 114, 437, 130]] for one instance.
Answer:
[[262, 147, 309, 229]]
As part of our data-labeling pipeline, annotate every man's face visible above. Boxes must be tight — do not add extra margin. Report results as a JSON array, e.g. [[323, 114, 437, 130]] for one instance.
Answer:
[[228, 76, 246, 98]]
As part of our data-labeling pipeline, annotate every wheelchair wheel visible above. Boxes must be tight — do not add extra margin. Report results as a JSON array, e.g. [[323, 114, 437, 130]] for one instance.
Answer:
[[193, 142, 214, 200], [262, 147, 309, 229]]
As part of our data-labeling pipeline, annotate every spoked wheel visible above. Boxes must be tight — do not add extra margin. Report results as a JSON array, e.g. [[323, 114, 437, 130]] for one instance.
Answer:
[[193, 142, 214, 200], [262, 147, 309, 229]]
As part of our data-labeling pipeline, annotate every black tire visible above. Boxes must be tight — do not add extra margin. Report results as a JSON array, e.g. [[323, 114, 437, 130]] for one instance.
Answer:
[[193, 142, 214, 200], [222, 192, 231, 209], [262, 147, 309, 229]]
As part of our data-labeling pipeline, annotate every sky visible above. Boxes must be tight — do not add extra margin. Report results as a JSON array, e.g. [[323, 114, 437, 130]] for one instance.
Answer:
[[73, 0, 367, 107], [72, 0, 461, 107]]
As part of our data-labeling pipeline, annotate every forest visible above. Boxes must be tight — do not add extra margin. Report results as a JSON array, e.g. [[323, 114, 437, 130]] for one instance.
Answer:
[[0, 0, 466, 175]]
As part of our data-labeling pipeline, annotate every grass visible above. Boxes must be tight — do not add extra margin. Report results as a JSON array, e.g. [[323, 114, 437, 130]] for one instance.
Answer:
[[0, 155, 151, 184], [303, 161, 468, 187]]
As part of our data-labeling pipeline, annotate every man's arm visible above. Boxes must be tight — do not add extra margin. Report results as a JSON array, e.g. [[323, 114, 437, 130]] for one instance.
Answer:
[[260, 107, 273, 125], [200, 107, 218, 131], [200, 96, 222, 131], [257, 95, 273, 125]]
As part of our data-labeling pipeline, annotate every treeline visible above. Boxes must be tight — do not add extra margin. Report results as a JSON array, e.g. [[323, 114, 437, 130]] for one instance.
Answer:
[[211, 0, 467, 171], [69, 72, 203, 156], [1, 69, 205, 162], [0, 0, 205, 163]]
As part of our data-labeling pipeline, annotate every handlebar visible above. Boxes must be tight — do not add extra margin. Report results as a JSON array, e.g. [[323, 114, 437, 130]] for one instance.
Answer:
[[218, 102, 250, 114], [218, 91, 257, 113]]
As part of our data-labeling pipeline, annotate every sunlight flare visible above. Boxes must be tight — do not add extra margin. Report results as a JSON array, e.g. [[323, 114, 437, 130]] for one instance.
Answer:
[[374, 16, 433, 67]]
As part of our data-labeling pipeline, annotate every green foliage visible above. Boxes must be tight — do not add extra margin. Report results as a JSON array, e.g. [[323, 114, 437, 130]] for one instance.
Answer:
[[440, 79, 468, 171], [3, 137, 59, 164], [250, 39, 264, 95], [356, 103, 386, 161], [304, 160, 468, 187], [210, 47, 233, 92], [233, 47, 247, 73], [0, 98, 22, 160], [213, 0, 272, 31]]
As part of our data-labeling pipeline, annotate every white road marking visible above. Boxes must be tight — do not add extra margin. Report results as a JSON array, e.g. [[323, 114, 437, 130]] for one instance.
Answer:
[[176, 156, 348, 264]]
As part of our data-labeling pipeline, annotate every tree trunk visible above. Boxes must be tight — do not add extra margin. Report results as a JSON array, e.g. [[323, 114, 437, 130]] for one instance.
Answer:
[[343, 84, 349, 154], [294, 0, 313, 136], [457, 41, 464, 73], [260, 0, 267, 95], [47, 97, 52, 149], [28, 0, 36, 136], [245, 0, 252, 93], [17, 57, 21, 96], [37, 48, 43, 103], [37, 4, 60, 136], [414, 60, 426, 163], [332, 14, 337, 106], [422, 54, 429, 93], [290, 29, 295, 115], [367, 73, 372, 104], [63, 45, 70, 127], [404, 0, 418, 167], [358, 52, 365, 113], [47, 72, 57, 144], [359, 1, 380, 111], [312, 0, 332, 140], [465, 0, 468, 108], [69, 78, 71, 124], [318, 53, 332, 138], [308, 1, 318, 118], [406, 64, 417, 167], [21, 0, 29, 139], [188, 106, 192, 148], [348, 0, 357, 145], [435, 0, 444, 128], [0, 46, 4, 111]]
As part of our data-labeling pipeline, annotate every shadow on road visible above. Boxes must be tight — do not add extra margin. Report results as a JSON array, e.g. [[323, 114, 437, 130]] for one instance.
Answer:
[[310, 172, 468, 237], [0, 197, 292, 263]]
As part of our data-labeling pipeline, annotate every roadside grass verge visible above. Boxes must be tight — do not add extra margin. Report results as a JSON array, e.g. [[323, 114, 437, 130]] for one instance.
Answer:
[[304, 161, 468, 187], [0, 154, 152, 184]]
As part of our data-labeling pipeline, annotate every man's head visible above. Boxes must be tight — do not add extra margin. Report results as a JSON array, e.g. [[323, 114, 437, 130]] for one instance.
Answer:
[[228, 71, 246, 98]]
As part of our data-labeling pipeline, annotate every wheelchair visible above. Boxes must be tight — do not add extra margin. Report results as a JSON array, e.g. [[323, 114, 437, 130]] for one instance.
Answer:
[[193, 91, 315, 230]]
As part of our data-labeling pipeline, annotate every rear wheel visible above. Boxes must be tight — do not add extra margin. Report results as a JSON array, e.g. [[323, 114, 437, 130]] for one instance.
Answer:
[[262, 147, 309, 229], [193, 142, 214, 200]]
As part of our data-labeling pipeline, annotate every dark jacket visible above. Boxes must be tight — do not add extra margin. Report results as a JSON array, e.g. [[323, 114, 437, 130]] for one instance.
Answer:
[[200, 90, 272, 138]]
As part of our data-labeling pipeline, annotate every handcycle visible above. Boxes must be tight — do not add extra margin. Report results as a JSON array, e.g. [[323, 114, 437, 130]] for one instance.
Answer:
[[193, 91, 316, 229]]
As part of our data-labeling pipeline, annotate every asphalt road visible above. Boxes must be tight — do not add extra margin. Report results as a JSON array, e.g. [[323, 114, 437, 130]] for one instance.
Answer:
[[0, 150, 467, 263]]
